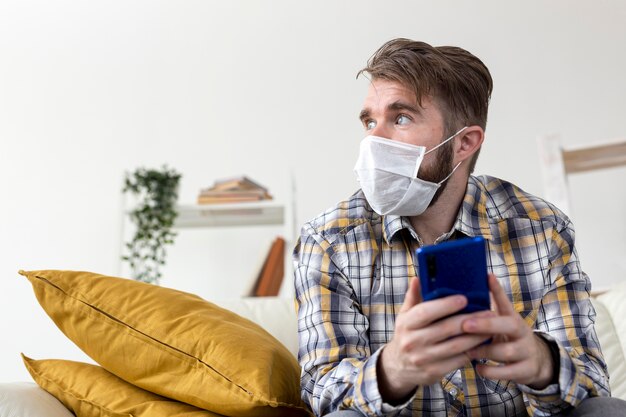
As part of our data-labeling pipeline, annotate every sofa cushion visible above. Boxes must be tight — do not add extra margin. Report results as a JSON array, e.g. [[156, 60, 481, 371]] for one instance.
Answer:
[[0, 382, 73, 417], [22, 355, 224, 417], [593, 285, 626, 400], [20, 270, 309, 417]]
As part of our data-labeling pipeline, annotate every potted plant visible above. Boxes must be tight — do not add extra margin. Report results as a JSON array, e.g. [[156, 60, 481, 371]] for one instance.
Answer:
[[122, 166, 182, 284]]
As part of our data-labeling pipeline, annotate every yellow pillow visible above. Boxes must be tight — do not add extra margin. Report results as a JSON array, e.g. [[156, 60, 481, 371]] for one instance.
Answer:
[[20, 270, 309, 417], [22, 355, 224, 417]]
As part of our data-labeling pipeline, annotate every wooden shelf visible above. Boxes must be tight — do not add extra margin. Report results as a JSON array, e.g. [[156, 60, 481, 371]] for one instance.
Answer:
[[174, 201, 285, 228], [118, 176, 298, 299]]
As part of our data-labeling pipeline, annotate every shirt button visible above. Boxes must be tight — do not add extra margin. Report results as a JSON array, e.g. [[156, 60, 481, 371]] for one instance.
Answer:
[[450, 388, 458, 396]]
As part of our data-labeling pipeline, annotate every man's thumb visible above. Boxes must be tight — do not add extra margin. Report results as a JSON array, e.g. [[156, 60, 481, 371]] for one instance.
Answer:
[[399, 277, 422, 313]]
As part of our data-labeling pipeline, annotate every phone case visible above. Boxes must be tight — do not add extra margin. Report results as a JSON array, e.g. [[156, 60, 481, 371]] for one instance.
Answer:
[[416, 236, 489, 314]]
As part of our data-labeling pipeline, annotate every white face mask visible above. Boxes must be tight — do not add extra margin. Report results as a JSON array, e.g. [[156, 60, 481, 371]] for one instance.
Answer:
[[354, 127, 467, 216]]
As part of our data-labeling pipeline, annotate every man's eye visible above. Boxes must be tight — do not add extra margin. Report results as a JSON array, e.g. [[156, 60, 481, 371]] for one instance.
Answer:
[[366, 120, 376, 130], [396, 114, 411, 125]]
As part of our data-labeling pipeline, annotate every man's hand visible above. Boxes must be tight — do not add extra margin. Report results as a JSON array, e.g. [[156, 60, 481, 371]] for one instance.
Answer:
[[377, 277, 493, 403], [462, 274, 556, 389]]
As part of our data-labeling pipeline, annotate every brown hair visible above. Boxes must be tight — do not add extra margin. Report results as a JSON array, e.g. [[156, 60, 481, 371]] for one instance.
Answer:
[[357, 38, 493, 173]]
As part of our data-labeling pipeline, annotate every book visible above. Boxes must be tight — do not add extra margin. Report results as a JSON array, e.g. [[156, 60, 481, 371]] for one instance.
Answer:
[[198, 176, 273, 205], [243, 237, 275, 297], [197, 195, 264, 204], [198, 189, 270, 198], [251, 236, 285, 297], [210, 176, 268, 192]]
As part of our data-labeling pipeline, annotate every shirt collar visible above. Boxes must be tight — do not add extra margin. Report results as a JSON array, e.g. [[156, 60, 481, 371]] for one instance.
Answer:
[[381, 176, 493, 245], [455, 176, 493, 241], [382, 215, 416, 245]]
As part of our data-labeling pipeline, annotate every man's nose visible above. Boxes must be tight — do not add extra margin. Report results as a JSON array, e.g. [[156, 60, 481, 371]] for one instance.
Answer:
[[370, 124, 391, 139]]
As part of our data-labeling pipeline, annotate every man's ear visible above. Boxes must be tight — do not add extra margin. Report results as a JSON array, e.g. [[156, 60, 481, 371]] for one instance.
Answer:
[[455, 126, 484, 163]]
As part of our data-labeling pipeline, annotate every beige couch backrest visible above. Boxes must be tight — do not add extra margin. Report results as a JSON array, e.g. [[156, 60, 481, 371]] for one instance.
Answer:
[[593, 286, 626, 400], [217, 297, 300, 358], [218, 292, 626, 401]]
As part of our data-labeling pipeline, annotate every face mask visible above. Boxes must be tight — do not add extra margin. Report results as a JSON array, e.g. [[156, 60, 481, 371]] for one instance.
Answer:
[[354, 127, 467, 216]]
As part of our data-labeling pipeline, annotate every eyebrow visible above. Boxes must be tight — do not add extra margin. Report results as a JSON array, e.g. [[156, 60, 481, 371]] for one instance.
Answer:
[[358, 100, 422, 123], [388, 101, 421, 115], [359, 109, 371, 123]]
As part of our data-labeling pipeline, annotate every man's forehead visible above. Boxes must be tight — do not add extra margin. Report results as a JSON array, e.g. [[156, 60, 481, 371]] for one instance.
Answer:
[[366, 79, 415, 98], [363, 79, 431, 111]]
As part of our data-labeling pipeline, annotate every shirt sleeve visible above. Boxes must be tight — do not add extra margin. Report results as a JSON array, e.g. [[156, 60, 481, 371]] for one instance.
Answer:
[[518, 218, 611, 415], [293, 222, 414, 417]]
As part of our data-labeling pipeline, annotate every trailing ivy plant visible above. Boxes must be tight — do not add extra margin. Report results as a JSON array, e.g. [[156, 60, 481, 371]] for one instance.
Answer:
[[122, 166, 182, 284]]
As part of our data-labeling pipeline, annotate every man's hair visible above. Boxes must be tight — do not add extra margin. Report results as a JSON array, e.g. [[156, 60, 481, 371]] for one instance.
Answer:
[[357, 38, 493, 173]]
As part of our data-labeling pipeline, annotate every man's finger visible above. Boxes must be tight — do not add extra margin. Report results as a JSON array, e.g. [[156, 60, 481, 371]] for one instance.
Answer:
[[467, 340, 526, 363], [429, 333, 493, 358], [488, 274, 516, 316], [404, 295, 468, 329], [462, 315, 525, 338], [424, 309, 495, 343], [475, 360, 535, 384], [399, 277, 422, 313]]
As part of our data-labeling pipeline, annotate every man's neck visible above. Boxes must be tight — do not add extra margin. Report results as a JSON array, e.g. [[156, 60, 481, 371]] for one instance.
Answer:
[[409, 176, 468, 246]]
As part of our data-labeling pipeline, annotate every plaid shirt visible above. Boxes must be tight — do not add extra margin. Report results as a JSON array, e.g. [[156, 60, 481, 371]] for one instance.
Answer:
[[293, 175, 609, 417]]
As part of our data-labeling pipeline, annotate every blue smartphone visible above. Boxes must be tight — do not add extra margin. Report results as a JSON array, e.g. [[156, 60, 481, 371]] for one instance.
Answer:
[[416, 236, 490, 314]]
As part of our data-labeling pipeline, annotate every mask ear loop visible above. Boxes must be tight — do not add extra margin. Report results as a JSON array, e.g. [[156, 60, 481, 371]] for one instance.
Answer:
[[411, 126, 469, 178], [420, 126, 467, 181], [437, 160, 463, 185], [424, 126, 468, 156]]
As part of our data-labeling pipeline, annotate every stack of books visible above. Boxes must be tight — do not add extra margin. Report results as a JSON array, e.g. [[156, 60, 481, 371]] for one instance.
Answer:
[[197, 176, 273, 205]]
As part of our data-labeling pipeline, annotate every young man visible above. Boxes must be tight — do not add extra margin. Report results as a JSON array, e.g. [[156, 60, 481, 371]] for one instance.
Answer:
[[293, 39, 618, 416]]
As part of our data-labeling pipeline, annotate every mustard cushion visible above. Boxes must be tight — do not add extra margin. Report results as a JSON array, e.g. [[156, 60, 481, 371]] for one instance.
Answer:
[[20, 270, 309, 417], [22, 355, 224, 417]]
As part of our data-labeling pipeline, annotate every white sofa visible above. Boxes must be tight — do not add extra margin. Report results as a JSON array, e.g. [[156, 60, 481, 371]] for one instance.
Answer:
[[1, 287, 625, 416]]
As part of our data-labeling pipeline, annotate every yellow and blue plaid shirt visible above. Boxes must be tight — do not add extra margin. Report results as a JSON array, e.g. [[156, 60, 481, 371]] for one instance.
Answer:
[[293, 175, 609, 417]]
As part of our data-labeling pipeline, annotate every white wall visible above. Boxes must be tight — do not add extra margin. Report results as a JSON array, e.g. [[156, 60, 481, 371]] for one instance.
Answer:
[[1, 0, 624, 381]]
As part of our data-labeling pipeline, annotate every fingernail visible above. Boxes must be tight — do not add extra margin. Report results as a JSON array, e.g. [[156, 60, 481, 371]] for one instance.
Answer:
[[465, 319, 476, 330]]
